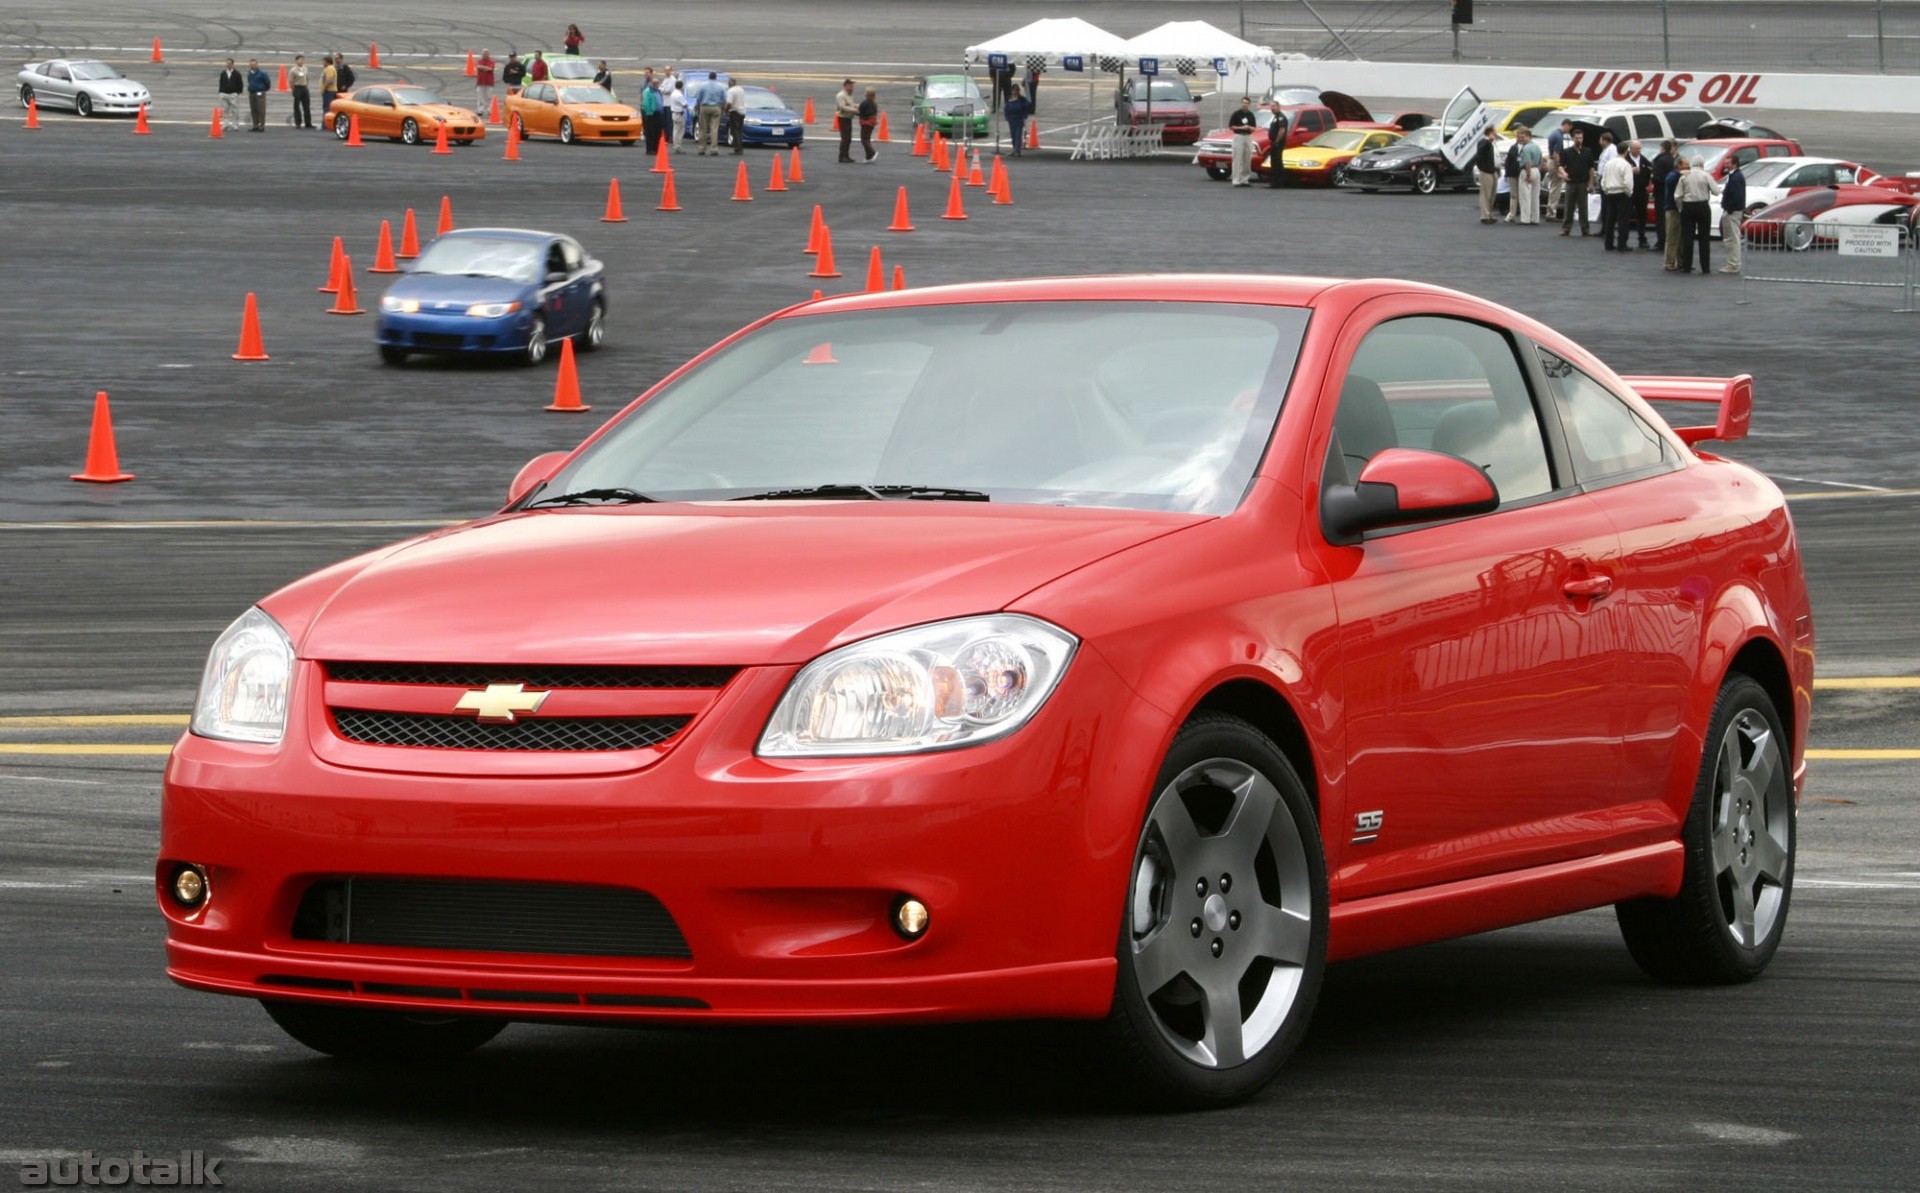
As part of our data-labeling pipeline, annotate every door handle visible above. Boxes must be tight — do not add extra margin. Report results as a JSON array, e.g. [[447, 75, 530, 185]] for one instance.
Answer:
[[1562, 575, 1614, 600]]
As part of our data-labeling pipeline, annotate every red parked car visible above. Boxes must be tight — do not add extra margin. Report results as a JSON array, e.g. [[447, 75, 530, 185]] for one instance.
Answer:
[[1193, 93, 1370, 181], [1743, 184, 1920, 248], [163, 276, 1812, 1106]]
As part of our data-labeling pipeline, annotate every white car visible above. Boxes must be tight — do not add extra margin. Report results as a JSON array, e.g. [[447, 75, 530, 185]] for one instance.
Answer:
[[17, 58, 151, 117], [1732, 156, 1883, 211]]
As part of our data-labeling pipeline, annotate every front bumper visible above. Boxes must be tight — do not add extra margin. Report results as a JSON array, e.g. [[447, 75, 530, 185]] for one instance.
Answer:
[[575, 118, 640, 141], [91, 94, 151, 114], [376, 309, 532, 355], [160, 654, 1165, 1024], [1344, 164, 1417, 188], [739, 124, 804, 145]]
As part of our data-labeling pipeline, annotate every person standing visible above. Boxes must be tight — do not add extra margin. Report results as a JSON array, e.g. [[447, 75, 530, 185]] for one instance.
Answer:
[[667, 82, 688, 150], [1719, 160, 1748, 274], [1513, 126, 1544, 224], [1499, 135, 1520, 220], [1003, 83, 1033, 156], [1599, 147, 1634, 250], [638, 69, 664, 154], [693, 71, 726, 155], [725, 76, 747, 153], [834, 78, 858, 162], [289, 54, 312, 128], [1558, 127, 1593, 236], [1546, 118, 1570, 219], [1651, 139, 1677, 255], [333, 53, 355, 95], [319, 54, 338, 121], [594, 60, 614, 95], [528, 51, 549, 85], [1265, 105, 1290, 188], [475, 51, 495, 115], [1227, 96, 1259, 187], [245, 58, 271, 132], [501, 52, 526, 97], [858, 86, 880, 161], [563, 24, 584, 56], [217, 58, 244, 129], [1625, 140, 1652, 248], [1676, 157, 1714, 274], [1475, 125, 1499, 223]]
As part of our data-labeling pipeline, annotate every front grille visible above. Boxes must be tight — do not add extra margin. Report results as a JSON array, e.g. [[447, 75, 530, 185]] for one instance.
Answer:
[[327, 662, 737, 689], [292, 877, 692, 958], [333, 710, 688, 751], [413, 332, 465, 348]]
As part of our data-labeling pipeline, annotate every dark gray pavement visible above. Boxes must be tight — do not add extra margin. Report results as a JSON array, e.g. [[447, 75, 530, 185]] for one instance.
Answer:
[[3, 3, 1919, 1190]]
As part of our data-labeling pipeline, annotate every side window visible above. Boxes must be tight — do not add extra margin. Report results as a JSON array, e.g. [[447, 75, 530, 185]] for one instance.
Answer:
[[1335, 316, 1555, 504], [366, 88, 391, 107], [544, 244, 567, 277], [1668, 109, 1711, 138], [1536, 348, 1673, 483], [1605, 116, 1629, 143], [1733, 147, 1759, 167], [51, 64, 71, 81], [1632, 113, 1663, 138], [1763, 144, 1790, 157], [559, 239, 583, 272]]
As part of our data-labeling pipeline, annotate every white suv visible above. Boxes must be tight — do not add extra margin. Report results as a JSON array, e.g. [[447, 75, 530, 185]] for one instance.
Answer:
[[1532, 103, 1716, 151]]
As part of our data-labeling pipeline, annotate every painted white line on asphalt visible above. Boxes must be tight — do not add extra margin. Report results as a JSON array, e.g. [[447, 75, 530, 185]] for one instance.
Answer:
[[1690, 1122, 1798, 1145], [1799, 879, 1920, 890], [1773, 474, 1893, 492], [0, 773, 115, 786]]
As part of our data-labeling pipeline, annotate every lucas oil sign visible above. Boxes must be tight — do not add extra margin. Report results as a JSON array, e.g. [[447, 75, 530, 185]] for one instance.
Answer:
[[1559, 70, 1765, 106]]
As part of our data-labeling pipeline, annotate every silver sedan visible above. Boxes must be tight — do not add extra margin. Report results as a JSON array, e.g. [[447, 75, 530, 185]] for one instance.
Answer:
[[17, 59, 152, 117]]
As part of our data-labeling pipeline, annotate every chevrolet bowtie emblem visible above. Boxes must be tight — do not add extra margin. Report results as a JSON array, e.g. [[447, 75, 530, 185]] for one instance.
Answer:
[[453, 683, 550, 723]]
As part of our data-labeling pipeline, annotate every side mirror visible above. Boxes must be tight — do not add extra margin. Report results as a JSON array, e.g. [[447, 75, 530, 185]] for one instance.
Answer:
[[1321, 448, 1499, 545], [508, 450, 569, 506]]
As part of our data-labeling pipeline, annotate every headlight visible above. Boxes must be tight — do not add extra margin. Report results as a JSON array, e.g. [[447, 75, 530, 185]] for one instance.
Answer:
[[381, 296, 419, 313], [758, 614, 1077, 757], [191, 607, 294, 745], [466, 301, 521, 318]]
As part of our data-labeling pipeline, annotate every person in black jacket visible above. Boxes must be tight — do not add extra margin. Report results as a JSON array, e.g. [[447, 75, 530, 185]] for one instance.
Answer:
[[1557, 128, 1594, 236], [1265, 106, 1289, 188], [245, 59, 271, 132], [217, 58, 243, 129], [501, 53, 526, 96], [1650, 140, 1677, 251], [1475, 125, 1499, 223], [1625, 140, 1653, 248]]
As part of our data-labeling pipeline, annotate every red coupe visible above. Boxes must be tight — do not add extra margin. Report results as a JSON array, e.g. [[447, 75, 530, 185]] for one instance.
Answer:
[[162, 275, 1812, 1106]]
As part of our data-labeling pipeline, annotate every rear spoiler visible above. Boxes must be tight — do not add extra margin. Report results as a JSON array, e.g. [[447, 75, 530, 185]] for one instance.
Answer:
[[1619, 374, 1753, 445]]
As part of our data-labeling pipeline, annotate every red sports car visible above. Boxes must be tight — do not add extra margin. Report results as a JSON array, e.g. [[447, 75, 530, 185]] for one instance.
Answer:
[[162, 276, 1812, 1106], [1743, 184, 1920, 248]]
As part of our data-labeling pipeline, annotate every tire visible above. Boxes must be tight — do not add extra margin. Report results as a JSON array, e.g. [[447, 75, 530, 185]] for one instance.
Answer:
[[522, 314, 548, 366], [76, 93, 93, 118], [1329, 163, 1349, 188], [378, 345, 410, 365], [455, 138, 473, 146], [1782, 215, 1815, 252], [1616, 674, 1794, 984], [1103, 713, 1327, 1107], [333, 113, 351, 140], [261, 1000, 505, 1061], [576, 299, 605, 352], [1205, 165, 1230, 181], [1412, 163, 1438, 194], [1359, 187, 1379, 194], [18, 84, 32, 108], [401, 117, 420, 145], [559, 117, 575, 145]]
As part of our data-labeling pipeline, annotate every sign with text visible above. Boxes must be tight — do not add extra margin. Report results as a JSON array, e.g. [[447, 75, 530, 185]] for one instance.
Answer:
[[1063, 55, 1083, 73], [1559, 70, 1764, 107], [988, 53, 1008, 70], [1837, 226, 1902, 258], [1139, 57, 1159, 77]]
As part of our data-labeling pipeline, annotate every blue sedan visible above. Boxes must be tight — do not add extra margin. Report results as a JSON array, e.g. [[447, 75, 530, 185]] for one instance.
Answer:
[[735, 85, 805, 147], [375, 228, 606, 366]]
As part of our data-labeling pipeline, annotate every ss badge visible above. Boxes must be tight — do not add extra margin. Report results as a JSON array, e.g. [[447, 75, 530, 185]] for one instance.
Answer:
[[1352, 810, 1384, 844]]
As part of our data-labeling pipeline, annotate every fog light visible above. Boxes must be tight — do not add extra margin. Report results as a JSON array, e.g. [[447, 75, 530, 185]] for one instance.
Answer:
[[893, 896, 929, 940], [171, 865, 208, 909]]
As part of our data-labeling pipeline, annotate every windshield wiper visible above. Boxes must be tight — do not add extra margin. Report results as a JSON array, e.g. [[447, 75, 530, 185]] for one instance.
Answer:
[[730, 484, 991, 502], [524, 487, 658, 508]]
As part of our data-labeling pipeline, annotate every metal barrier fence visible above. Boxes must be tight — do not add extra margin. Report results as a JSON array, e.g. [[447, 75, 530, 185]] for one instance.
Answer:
[[1254, 1, 1920, 74], [1736, 222, 1917, 311]]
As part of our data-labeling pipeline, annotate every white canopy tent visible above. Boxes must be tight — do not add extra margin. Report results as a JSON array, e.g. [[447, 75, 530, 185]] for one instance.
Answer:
[[1117, 20, 1279, 131], [963, 17, 1134, 152]]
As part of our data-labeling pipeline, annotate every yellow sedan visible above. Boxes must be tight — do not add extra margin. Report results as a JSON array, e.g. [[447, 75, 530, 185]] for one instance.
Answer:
[[504, 82, 642, 146], [1281, 129, 1402, 186]]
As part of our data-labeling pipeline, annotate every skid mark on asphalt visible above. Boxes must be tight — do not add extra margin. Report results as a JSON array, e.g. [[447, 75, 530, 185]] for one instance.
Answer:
[[222, 1137, 367, 1165], [1690, 1123, 1799, 1145]]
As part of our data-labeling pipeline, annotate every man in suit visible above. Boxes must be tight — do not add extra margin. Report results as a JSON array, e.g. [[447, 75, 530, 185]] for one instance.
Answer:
[[1265, 106, 1290, 189]]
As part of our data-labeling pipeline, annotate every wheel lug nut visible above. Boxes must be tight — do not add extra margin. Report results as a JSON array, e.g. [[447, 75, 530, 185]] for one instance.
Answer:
[[1210, 938, 1223, 957], [1228, 911, 1240, 930], [1219, 874, 1232, 893], [1195, 878, 1208, 897], [1190, 918, 1203, 937]]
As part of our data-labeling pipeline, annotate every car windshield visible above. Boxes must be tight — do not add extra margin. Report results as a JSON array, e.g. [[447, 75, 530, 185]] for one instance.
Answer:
[[410, 237, 543, 282], [1129, 81, 1193, 102], [390, 87, 443, 106], [1400, 126, 1444, 150], [549, 59, 595, 79], [70, 62, 122, 80], [1741, 159, 1802, 187], [1268, 87, 1321, 105], [742, 87, 785, 109], [541, 301, 1310, 514], [1308, 130, 1369, 151], [559, 85, 615, 104], [926, 80, 978, 100]]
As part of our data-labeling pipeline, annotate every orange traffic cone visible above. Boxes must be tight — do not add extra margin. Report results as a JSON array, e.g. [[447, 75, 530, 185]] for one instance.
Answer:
[[811, 289, 822, 301], [864, 246, 885, 294], [369, 220, 400, 272], [207, 104, 222, 138], [319, 235, 345, 291], [277, 64, 290, 92], [464, 51, 477, 78], [941, 170, 968, 221], [437, 195, 454, 235], [808, 226, 841, 278], [601, 178, 627, 222], [804, 341, 838, 365], [931, 133, 949, 172], [886, 186, 915, 232], [545, 338, 591, 411], [892, 265, 906, 291], [503, 117, 521, 159], [328, 257, 364, 315], [24, 97, 39, 129], [967, 150, 985, 187], [135, 104, 152, 135], [151, 37, 164, 63], [487, 95, 501, 125], [368, 43, 381, 69], [651, 141, 672, 173], [232, 292, 270, 359], [657, 172, 681, 211], [804, 204, 824, 254], [345, 112, 364, 146], [1027, 119, 1040, 151], [952, 142, 968, 181], [399, 208, 421, 258], [789, 145, 805, 183], [876, 112, 891, 142], [71, 392, 135, 483], [989, 155, 1010, 203], [768, 154, 788, 192], [731, 159, 753, 201], [802, 96, 816, 125], [432, 120, 452, 154], [911, 122, 927, 156]]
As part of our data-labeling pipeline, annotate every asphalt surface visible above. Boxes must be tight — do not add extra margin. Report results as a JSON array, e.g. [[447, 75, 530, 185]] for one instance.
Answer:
[[3, 3, 1919, 1190]]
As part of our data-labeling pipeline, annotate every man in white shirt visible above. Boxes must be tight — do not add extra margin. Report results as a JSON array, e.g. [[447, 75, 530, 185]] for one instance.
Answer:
[[725, 78, 747, 155], [1599, 150, 1635, 251]]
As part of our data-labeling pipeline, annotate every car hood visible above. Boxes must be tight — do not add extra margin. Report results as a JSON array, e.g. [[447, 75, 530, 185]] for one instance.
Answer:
[[1355, 143, 1430, 165], [1318, 90, 1373, 123], [415, 104, 479, 121], [291, 505, 1199, 666], [383, 273, 532, 305], [564, 103, 638, 117], [1289, 146, 1352, 163], [746, 106, 799, 120]]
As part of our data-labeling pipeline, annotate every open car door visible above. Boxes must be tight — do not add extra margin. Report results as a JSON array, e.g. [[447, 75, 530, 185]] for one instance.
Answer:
[[1439, 84, 1493, 171]]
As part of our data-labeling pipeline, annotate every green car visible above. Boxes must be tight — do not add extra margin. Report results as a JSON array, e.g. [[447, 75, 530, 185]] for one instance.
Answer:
[[911, 74, 990, 138]]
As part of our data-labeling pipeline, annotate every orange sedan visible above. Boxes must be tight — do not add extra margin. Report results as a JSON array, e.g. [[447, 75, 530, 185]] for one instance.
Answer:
[[504, 82, 642, 145], [327, 85, 486, 145]]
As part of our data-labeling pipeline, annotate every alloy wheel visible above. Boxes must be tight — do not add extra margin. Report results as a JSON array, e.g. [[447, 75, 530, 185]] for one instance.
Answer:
[[1710, 709, 1790, 948]]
